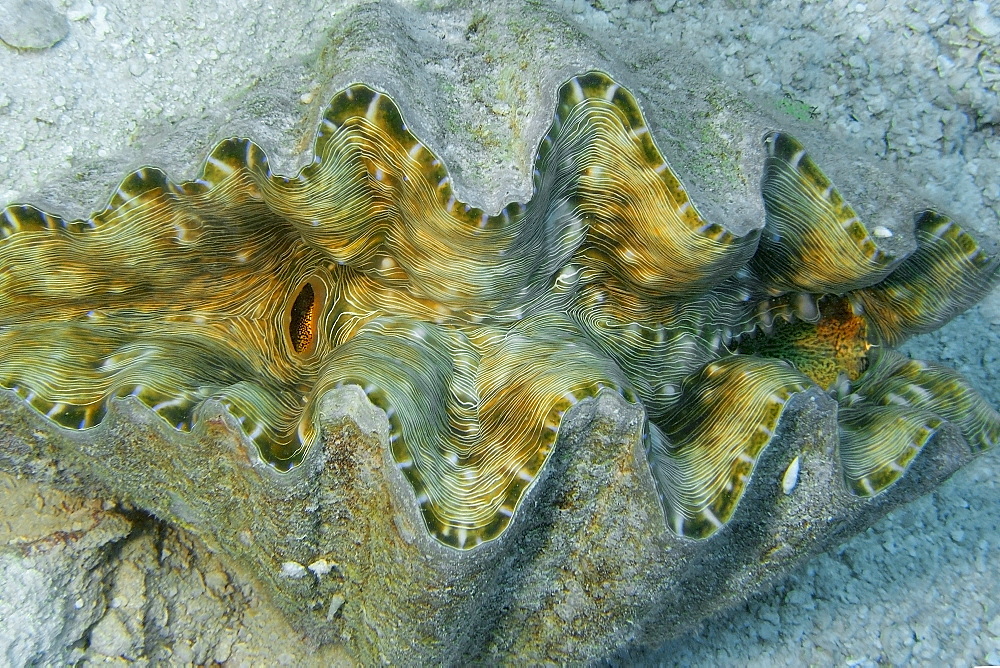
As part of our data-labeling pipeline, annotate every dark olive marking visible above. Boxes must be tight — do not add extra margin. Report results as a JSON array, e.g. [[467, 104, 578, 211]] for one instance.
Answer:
[[289, 282, 317, 354]]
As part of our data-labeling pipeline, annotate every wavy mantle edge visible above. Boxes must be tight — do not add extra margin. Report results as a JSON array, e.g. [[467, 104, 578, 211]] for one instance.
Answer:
[[4, 73, 996, 560]]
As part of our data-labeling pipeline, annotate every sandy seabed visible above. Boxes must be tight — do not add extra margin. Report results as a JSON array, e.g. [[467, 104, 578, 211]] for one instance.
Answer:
[[0, 0, 998, 664]]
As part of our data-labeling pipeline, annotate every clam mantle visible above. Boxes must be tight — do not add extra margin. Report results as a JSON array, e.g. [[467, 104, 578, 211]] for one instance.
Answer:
[[0, 69, 996, 662]]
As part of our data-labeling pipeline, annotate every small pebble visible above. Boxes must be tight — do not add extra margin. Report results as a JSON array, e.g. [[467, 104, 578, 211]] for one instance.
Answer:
[[327, 594, 346, 621], [308, 558, 334, 576], [90, 4, 110, 40], [65, 0, 93, 21], [0, 0, 69, 49], [279, 561, 307, 578], [970, 1, 1000, 38], [204, 569, 230, 592], [128, 57, 147, 77]]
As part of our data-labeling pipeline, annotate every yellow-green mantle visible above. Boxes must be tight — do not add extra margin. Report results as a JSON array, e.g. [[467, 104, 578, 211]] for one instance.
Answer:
[[1, 72, 997, 553]]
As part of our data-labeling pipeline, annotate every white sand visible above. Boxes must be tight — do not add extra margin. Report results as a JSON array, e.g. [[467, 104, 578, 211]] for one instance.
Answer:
[[0, 0, 997, 664]]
